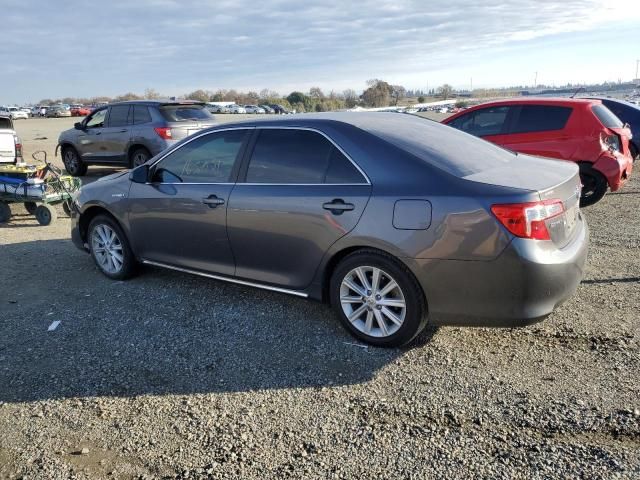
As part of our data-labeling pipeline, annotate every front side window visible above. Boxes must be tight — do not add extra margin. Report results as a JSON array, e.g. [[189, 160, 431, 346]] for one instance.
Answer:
[[510, 105, 572, 134], [108, 105, 130, 127], [448, 106, 509, 137], [245, 129, 365, 184], [152, 130, 248, 183], [85, 108, 107, 128]]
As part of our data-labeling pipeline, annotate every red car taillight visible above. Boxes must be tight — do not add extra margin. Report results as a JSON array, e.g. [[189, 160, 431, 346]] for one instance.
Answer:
[[14, 135, 22, 159], [602, 132, 621, 153], [491, 200, 564, 240], [154, 127, 173, 140]]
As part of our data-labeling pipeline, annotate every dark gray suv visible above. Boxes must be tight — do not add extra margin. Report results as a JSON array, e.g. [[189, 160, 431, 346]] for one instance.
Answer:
[[70, 113, 588, 347], [57, 101, 216, 176]]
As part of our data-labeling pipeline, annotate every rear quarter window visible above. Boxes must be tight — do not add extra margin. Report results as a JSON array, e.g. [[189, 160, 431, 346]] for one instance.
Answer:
[[510, 105, 572, 134], [592, 104, 623, 128], [160, 105, 213, 122]]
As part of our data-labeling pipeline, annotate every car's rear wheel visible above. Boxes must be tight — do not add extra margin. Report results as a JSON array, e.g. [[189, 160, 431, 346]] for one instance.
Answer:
[[129, 147, 151, 169], [88, 214, 137, 280], [579, 167, 608, 207], [330, 250, 428, 347], [62, 146, 88, 177]]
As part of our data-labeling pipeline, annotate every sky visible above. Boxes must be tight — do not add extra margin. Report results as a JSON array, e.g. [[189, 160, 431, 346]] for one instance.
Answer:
[[1, 0, 640, 104]]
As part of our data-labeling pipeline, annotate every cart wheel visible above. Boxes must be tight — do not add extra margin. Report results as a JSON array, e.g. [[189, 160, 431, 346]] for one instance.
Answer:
[[24, 201, 37, 214], [0, 202, 11, 223], [34, 204, 57, 226], [62, 201, 72, 217]]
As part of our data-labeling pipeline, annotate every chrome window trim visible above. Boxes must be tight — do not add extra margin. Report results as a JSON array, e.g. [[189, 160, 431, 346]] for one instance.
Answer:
[[146, 126, 254, 185], [141, 260, 309, 298], [246, 126, 371, 186]]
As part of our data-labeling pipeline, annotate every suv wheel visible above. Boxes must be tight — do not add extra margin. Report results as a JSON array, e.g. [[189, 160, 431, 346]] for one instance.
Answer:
[[330, 250, 428, 347], [579, 167, 608, 208], [62, 146, 87, 176], [88, 215, 137, 280], [129, 147, 151, 168]]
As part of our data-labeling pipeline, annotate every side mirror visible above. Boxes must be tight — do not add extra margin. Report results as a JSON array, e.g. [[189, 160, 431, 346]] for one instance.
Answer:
[[130, 164, 150, 184], [74, 122, 84, 130]]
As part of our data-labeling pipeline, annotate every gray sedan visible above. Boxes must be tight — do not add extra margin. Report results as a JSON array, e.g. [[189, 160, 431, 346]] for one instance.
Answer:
[[70, 113, 588, 347]]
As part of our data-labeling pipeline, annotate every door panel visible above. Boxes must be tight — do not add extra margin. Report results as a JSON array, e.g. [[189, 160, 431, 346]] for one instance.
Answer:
[[227, 184, 371, 288], [128, 183, 236, 275]]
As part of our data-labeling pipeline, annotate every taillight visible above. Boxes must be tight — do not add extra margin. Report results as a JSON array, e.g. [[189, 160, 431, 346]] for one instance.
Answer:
[[602, 133, 621, 152], [491, 200, 564, 240], [14, 135, 22, 158], [154, 127, 172, 140]]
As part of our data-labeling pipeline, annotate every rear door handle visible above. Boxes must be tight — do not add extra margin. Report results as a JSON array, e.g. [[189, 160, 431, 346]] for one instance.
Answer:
[[202, 195, 225, 208], [323, 199, 355, 215]]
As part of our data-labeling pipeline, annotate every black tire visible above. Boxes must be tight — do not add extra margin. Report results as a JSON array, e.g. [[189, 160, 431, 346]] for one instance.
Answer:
[[329, 250, 428, 347], [62, 146, 87, 177], [24, 201, 37, 214], [34, 204, 57, 226], [579, 168, 608, 208], [129, 147, 151, 169], [87, 214, 137, 280], [62, 201, 72, 217], [0, 202, 11, 223]]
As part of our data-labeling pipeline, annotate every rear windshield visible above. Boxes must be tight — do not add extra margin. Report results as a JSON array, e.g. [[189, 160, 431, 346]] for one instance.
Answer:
[[592, 104, 623, 128], [159, 104, 213, 122], [0, 117, 12, 129]]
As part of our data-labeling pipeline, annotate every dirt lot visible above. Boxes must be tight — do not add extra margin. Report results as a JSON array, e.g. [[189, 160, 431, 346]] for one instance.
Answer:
[[1, 116, 639, 479]]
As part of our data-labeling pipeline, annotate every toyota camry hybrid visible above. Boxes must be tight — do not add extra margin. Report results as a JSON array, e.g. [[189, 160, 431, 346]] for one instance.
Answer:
[[70, 113, 588, 347]]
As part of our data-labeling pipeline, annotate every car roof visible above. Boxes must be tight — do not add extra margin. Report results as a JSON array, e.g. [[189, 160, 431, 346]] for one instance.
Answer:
[[584, 96, 640, 109], [471, 97, 599, 107], [107, 100, 205, 107]]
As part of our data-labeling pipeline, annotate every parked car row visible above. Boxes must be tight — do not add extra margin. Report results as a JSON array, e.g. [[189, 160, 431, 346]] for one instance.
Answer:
[[206, 103, 293, 115]]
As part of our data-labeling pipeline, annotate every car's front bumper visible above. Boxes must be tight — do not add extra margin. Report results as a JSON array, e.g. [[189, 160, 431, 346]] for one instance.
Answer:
[[409, 219, 589, 327]]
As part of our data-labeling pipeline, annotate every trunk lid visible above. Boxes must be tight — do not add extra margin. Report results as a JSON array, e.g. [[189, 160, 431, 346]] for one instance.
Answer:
[[464, 154, 582, 248]]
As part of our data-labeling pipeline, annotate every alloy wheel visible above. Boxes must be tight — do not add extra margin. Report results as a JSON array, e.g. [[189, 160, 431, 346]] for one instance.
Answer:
[[91, 224, 124, 274], [339, 266, 406, 338], [63, 149, 78, 170]]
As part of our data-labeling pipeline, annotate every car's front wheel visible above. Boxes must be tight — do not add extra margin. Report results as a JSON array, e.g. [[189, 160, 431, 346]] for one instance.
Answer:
[[330, 250, 428, 347], [88, 215, 137, 280], [62, 146, 88, 176]]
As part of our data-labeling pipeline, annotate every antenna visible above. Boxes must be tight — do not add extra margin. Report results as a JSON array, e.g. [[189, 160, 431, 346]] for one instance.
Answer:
[[570, 86, 584, 98]]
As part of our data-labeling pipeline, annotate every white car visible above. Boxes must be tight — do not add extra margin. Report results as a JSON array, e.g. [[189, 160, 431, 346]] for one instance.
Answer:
[[0, 107, 28, 120], [228, 104, 246, 114], [244, 105, 265, 114], [208, 104, 230, 114]]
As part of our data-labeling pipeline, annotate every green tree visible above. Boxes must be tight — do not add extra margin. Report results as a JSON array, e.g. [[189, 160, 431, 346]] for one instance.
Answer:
[[417, 96, 425, 103], [361, 79, 392, 107], [286, 91, 308, 106]]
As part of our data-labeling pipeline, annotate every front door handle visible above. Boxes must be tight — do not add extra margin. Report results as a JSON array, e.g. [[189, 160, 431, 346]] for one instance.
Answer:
[[323, 199, 355, 215], [202, 195, 225, 208]]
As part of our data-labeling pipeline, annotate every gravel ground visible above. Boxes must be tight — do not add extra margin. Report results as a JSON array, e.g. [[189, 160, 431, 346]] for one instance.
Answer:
[[0, 117, 638, 479]]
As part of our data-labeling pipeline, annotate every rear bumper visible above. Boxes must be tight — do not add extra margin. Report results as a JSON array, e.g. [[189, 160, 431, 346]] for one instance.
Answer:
[[409, 218, 589, 327], [594, 152, 633, 191]]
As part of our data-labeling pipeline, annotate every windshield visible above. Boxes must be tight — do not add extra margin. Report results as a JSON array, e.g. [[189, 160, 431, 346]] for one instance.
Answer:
[[160, 105, 213, 122]]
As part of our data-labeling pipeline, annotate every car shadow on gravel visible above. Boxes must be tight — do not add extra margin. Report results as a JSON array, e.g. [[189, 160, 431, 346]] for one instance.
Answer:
[[0, 240, 437, 403]]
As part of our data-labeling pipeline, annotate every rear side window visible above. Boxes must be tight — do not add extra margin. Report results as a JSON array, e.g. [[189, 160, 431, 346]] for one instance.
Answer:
[[592, 104, 623, 128], [132, 105, 152, 124], [510, 105, 572, 134], [159, 105, 212, 122], [448, 106, 509, 137], [153, 130, 248, 183], [108, 105, 130, 127], [245, 129, 366, 184]]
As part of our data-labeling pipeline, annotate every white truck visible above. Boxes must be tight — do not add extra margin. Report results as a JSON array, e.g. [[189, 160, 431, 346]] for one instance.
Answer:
[[0, 116, 22, 164]]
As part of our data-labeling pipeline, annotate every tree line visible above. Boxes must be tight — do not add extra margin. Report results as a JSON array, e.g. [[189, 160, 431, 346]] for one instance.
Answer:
[[36, 81, 469, 110]]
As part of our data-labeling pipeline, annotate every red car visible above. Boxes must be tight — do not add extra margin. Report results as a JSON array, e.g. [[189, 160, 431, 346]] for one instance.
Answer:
[[443, 98, 634, 206], [70, 106, 91, 117]]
